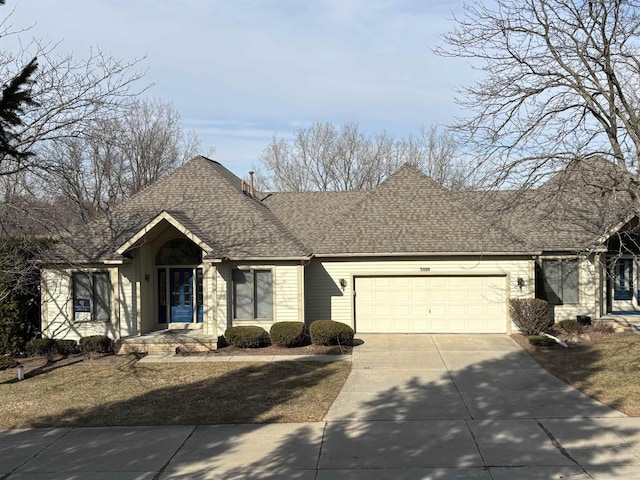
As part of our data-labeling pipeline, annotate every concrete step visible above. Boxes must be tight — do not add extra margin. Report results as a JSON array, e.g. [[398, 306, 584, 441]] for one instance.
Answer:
[[115, 329, 218, 355]]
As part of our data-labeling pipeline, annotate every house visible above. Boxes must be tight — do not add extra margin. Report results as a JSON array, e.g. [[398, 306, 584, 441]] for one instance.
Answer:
[[40, 156, 640, 345]]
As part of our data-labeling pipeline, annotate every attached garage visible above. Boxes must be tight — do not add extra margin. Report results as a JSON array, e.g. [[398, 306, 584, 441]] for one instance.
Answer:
[[354, 275, 508, 333]]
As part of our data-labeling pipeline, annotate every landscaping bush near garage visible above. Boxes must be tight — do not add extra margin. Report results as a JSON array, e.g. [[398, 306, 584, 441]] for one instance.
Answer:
[[309, 320, 354, 346], [269, 322, 309, 348], [224, 326, 270, 348], [509, 298, 550, 336]]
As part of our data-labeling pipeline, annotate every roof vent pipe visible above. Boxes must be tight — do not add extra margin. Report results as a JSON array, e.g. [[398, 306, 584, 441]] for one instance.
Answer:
[[249, 171, 255, 196]]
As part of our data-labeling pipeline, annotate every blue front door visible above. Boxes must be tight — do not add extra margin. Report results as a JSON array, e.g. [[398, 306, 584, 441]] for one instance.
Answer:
[[614, 259, 634, 301], [170, 268, 194, 322]]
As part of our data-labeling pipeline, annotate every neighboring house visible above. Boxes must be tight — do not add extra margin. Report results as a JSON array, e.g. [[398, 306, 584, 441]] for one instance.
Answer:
[[40, 156, 640, 342]]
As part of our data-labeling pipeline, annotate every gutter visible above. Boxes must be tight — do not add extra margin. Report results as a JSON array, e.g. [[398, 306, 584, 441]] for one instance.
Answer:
[[313, 251, 541, 258]]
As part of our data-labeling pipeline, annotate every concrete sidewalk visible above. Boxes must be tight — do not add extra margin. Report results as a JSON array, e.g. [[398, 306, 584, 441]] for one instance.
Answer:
[[2, 334, 640, 479]]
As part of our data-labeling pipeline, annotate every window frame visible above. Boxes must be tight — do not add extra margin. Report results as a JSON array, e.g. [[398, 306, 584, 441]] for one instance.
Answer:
[[231, 267, 274, 320], [72, 271, 111, 323], [538, 258, 579, 305]]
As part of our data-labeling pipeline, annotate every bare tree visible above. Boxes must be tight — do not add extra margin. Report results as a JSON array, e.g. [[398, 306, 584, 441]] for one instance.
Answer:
[[436, 0, 640, 194], [258, 122, 462, 191], [37, 98, 202, 222]]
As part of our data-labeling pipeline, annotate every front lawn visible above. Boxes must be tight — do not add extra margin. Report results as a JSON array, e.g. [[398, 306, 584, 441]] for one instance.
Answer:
[[0, 356, 351, 429], [515, 332, 640, 416]]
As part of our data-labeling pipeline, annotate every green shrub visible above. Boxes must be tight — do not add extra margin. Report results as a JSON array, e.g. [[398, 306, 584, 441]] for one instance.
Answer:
[[26, 338, 58, 357], [55, 339, 79, 356], [509, 298, 550, 336], [0, 355, 17, 370], [309, 320, 354, 346], [224, 326, 269, 348], [270, 322, 308, 348], [528, 335, 558, 347], [557, 319, 583, 334], [79, 335, 114, 357]]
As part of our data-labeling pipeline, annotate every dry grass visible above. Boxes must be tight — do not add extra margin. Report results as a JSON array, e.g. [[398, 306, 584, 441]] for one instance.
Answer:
[[514, 332, 640, 416], [0, 355, 351, 429]]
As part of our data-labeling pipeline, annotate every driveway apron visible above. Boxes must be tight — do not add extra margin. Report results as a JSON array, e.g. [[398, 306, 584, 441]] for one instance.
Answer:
[[321, 334, 638, 478]]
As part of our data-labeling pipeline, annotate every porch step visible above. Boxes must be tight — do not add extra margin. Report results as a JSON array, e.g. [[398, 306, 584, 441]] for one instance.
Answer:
[[115, 329, 218, 355]]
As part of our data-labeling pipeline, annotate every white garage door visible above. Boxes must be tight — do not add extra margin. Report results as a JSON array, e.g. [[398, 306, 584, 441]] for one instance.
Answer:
[[355, 275, 507, 333]]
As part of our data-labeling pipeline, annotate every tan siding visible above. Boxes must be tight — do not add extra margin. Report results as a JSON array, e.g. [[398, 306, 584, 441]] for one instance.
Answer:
[[305, 257, 533, 331], [118, 263, 138, 337], [219, 262, 302, 336], [216, 266, 229, 337], [41, 266, 118, 341], [274, 264, 300, 323], [550, 256, 599, 321]]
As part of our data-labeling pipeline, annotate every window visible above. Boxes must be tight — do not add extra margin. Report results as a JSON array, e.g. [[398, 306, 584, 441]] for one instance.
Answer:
[[156, 239, 201, 265], [73, 272, 111, 322], [538, 259, 578, 305], [232, 269, 273, 319]]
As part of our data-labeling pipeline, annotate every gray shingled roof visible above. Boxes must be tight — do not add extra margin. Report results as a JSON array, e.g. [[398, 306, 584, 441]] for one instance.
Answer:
[[460, 158, 635, 252], [262, 190, 366, 249], [286, 164, 531, 254], [56, 156, 633, 263], [58, 157, 309, 261]]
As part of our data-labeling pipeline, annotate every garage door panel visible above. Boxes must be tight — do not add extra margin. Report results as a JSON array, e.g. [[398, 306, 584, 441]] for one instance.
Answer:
[[355, 275, 507, 333]]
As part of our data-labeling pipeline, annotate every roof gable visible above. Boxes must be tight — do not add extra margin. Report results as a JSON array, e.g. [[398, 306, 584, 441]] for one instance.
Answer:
[[59, 157, 309, 261], [115, 210, 212, 256], [306, 163, 529, 254]]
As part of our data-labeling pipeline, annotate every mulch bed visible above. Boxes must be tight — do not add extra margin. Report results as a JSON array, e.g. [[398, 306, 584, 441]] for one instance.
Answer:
[[511, 322, 627, 352], [193, 342, 353, 356]]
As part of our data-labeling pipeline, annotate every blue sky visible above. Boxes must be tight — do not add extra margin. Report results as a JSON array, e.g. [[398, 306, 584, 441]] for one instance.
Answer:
[[7, 0, 470, 177]]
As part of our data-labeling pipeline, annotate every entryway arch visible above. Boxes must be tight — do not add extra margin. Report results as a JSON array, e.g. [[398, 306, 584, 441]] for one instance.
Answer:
[[156, 238, 204, 324]]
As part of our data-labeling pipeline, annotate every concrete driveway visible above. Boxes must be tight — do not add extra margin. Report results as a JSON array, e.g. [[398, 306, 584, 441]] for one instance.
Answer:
[[3, 334, 640, 479], [325, 333, 619, 421]]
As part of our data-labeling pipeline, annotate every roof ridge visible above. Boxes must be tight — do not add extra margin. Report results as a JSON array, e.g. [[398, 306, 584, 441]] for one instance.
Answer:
[[309, 163, 443, 247]]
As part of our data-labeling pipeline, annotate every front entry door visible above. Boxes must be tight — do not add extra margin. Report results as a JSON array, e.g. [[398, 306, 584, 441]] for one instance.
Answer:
[[611, 258, 637, 312], [170, 268, 194, 322]]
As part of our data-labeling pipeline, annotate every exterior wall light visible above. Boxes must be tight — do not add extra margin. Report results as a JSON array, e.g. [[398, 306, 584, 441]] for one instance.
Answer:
[[339, 278, 347, 291], [517, 277, 525, 290]]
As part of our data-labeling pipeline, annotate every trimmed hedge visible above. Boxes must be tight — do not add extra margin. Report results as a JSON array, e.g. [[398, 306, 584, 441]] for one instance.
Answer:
[[55, 339, 79, 356], [509, 298, 550, 336], [528, 334, 557, 347], [270, 322, 308, 348], [309, 320, 354, 346], [26, 338, 58, 357], [79, 335, 114, 356], [26, 338, 80, 357], [224, 326, 270, 348]]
